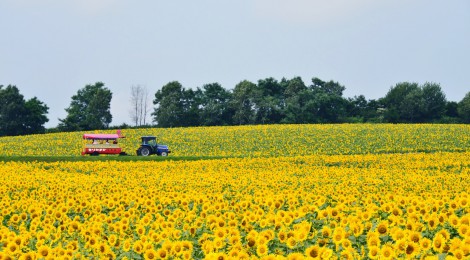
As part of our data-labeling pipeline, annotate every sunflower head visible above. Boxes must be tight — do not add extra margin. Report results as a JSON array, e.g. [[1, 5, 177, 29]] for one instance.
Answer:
[[37, 245, 50, 257], [380, 245, 395, 259], [156, 248, 168, 259], [420, 238, 432, 251], [144, 249, 157, 260], [305, 245, 320, 258], [376, 221, 388, 235], [256, 243, 268, 256], [405, 242, 420, 257], [368, 246, 380, 259], [432, 234, 445, 253]]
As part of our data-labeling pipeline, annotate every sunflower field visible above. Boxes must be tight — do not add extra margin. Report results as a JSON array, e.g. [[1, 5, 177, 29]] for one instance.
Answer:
[[0, 124, 469, 157], [1, 124, 470, 259]]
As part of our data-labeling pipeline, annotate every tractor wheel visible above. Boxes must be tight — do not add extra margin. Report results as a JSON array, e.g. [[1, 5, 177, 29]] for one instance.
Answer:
[[161, 151, 168, 157], [140, 147, 150, 156]]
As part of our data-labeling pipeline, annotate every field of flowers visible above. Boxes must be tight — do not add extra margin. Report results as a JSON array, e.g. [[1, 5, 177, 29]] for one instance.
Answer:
[[0, 124, 469, 157], [1, 124, 470, 259], [1, 152, 470, 259]]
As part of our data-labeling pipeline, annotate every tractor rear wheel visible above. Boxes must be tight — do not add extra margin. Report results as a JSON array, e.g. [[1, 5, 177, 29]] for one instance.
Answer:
[[140, 147, 150, 156]]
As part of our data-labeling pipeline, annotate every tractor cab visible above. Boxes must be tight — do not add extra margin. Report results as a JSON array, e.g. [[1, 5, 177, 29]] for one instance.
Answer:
[[137, 136, 171, 156]]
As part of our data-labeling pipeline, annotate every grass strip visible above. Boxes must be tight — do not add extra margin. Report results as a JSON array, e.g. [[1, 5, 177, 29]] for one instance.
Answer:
[[0, 155, 233, 163]]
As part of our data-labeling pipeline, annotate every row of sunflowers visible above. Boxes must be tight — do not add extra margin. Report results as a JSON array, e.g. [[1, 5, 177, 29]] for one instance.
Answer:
[[0, 124, 469, 157], [1, 151, 470, 259]]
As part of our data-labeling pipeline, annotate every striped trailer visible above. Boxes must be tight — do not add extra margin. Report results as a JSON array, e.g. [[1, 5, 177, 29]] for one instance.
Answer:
[[81, 130, 127, 156]]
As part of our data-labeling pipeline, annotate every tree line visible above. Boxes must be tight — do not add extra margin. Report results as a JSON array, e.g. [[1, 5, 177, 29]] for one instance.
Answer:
[[1, 77, 469, 136], [150, 77, 470, 127]]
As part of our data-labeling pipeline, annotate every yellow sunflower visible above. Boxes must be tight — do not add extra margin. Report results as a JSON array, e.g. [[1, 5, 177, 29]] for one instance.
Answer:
[[432, 234, 445, 253], [144, 249, 157, 260], [376, 221, 389, 235], [368, 246, 380, 259], [256, 243, 269, 257], [305, 245, 321, 259], [380, 245, 395, 260]]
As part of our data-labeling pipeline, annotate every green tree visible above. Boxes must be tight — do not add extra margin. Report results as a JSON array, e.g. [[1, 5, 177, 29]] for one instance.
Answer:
[[445, 101, 459, 118], [400, 87, 424, 123], [231, 80, 257, 125], [199, 83, 232, 126], [346, 95, 382, 122], [308, 77, 347, 123], [282, 77, 308, 123], [383, 82, 448, 123], [254, 78, 285, 124], [0, 85, 49, 136], [311, 77, 345, 96], [421, 82, 447, 121], [59, 82, 112, 131], [24, 97, 49, 134], [181, 88, 202, 127], [458, 92, 470, 123], [383, 82, 419, 123], [152, 81, 185, 127]]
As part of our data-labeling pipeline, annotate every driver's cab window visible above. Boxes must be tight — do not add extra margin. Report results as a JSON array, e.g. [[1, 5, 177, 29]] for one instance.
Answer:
[[148, 139, 157, 146]]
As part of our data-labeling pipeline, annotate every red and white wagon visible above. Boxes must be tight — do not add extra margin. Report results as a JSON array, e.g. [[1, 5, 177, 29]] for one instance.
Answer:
[[81, 130, 126, 156]]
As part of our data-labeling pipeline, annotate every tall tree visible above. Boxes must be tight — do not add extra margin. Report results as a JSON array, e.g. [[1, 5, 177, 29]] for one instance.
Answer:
[[383, 82, 447, 123], [59, 82, 112, 131], [199, 83, 232, 126], [346, 95, 377, 122], [400, 87, 425, 123], [282, 77, 308, 123], [421, 82, 447, 121], [445, 101, 459, 118], [231, 80, 257, 125], [181, 88, 202, 127], [0, 85, 27, 136], [382, 82, 422, 123], [458, 92, 470, 123], [129, 85, 150, 127], [308, 77, 347, 123], [152, 81, 185, 127], [24, 97, 49, 135], [311, 77, 345, 96], [254, 78, 285, 124], [0, 85, 49, 136]]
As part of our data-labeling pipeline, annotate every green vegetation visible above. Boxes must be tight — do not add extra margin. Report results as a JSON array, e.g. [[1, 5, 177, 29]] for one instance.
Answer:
[[58, 82, 113, 131], [2, 78, 469, 137], [0, 85, 49, 136], [0, 155, 229, 163]]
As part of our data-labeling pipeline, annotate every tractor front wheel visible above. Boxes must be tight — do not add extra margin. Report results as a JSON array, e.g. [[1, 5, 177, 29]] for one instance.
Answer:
[[161, 151, 168, 157]]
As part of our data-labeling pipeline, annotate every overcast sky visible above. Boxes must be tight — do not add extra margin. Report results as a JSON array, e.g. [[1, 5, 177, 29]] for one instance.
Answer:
[[1, 0, 469, 127]]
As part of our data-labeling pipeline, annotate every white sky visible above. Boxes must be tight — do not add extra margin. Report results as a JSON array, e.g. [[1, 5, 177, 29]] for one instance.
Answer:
[[1, 0, 469, 127]]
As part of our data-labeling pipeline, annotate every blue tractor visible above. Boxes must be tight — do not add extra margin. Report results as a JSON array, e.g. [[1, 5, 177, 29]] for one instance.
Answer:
[[136, 136, 171, 156]]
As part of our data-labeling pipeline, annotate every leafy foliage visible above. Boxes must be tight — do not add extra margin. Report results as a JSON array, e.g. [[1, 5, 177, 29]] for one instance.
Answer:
[[0, 85, 49, 136], [150, 78, 465, 127], [382, 82, 447, 123], [58, 82, 113, 131], [151, 81, 199, 127], [458, 92, 470, 123]]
